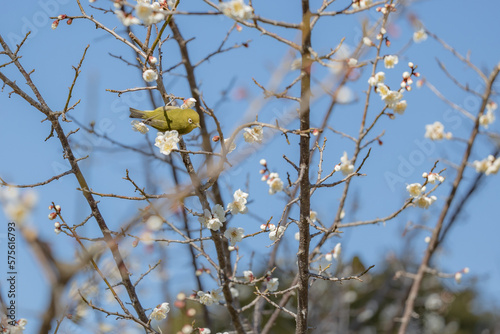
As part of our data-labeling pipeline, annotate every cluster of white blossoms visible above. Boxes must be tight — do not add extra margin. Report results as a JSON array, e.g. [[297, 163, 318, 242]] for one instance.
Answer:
[[406, 183, 437, 209], [377, 83, 406, 113], [422, 172, 445, 184], [224, 226, 245, 246], [198, 204, 226, 231], [197, 288, 223, 306], [472, 155, 500, 175], [269, 225, 285, 241], [219, 0, 253, 20], [334, 151, 355, 175], [0, 187, 37, 224], [243, 125, 264, 143], [227, 189, 249, 215], [114, 0, 170, 26], [142, 69, 158, 82], [454, 267, 470, 284], [351, 0, 372, 10], [1, 315, 27, 333], [155, 130, 180, 155], [131, 120, 149, 134], [260, 160, 284, 195], [149, 302, 170, 321], [413, 29, 428, 43], [368, 71, 386, 87], [325, 243, 342, 261], [424, 121, 452, 140], [479, 101, 497, 129], [135, 1, 166, 25]]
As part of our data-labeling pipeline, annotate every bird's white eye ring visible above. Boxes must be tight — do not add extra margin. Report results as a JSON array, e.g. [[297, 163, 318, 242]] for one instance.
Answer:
[[188, 118, 193, 124]]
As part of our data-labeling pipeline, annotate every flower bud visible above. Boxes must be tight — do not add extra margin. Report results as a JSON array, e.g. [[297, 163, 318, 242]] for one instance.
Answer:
[[51, 20, 59, 30], [66, 18, 73, 25], [259, 159, 267, 166]]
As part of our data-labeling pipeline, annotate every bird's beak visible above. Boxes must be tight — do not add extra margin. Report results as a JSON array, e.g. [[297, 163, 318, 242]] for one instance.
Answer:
[[196, 123, 201, 128]]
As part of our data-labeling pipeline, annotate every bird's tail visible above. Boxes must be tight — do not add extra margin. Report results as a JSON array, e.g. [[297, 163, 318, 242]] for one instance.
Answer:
[[129, 107, 144, 119]]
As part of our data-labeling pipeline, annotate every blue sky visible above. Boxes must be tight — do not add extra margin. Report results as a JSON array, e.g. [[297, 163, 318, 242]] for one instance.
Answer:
[[1, 0, 500, 332]]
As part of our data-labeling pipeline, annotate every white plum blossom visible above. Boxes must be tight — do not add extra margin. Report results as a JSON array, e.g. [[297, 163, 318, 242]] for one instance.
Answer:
[[363, 37, 374, 47], [181, 97, 197, 109], [198, 288, 223, 306], [154, 131, 180, 155], [310, 210, 317, 223], [352, 0, 372, 10], [224, 227, 245, 246], [347, 58, 358, 67], [115, 10, 141, 26], [267, 277, 279, 292], [334, 151, 354, 175], [131, 120, 149, 134], [368, 71, 385, 86], [219, 0, 253, 20], [135, 1, 165, 25], [424, 121, 452, 140], [326, 242, 342, 261], [269, 225, 285, 241], [142, 69, 158, 82], [267, 173, 284, 195], [146, 215, 163, 231], [0, 187, 37, 224], [198, 204, 226, 231], [414, 195, 437, 209], [413, 29, 428, 43], [1, 316, 27, 333], [377, 83, 403, 109], [423, 172, 445, 184], [479, 108, 495, 129], [150, 302, 170, 321], [384, 55, 399, 69], [406, 183, 425, 198], [393, 100, 407, 114], [472, 155, 500, 175], [227, 189, 248, 215], [243, 270, 254, 282], [243, 125, 264, 143]]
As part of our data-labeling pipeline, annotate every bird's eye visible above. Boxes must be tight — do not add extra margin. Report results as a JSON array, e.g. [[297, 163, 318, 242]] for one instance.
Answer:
[[188, 118, 193, 124]]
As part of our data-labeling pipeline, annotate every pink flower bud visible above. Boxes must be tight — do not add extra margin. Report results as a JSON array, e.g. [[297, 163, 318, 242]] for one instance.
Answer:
[[48, 212, 57, 220], [67, 18, 73, 25], [57, 14, 67, 20], [212, 135, 220, 142], [51, 20, 59, 30]]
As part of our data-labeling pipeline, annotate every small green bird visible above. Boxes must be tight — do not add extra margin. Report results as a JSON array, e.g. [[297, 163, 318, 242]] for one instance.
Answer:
[[129, 106, 201, 135]]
